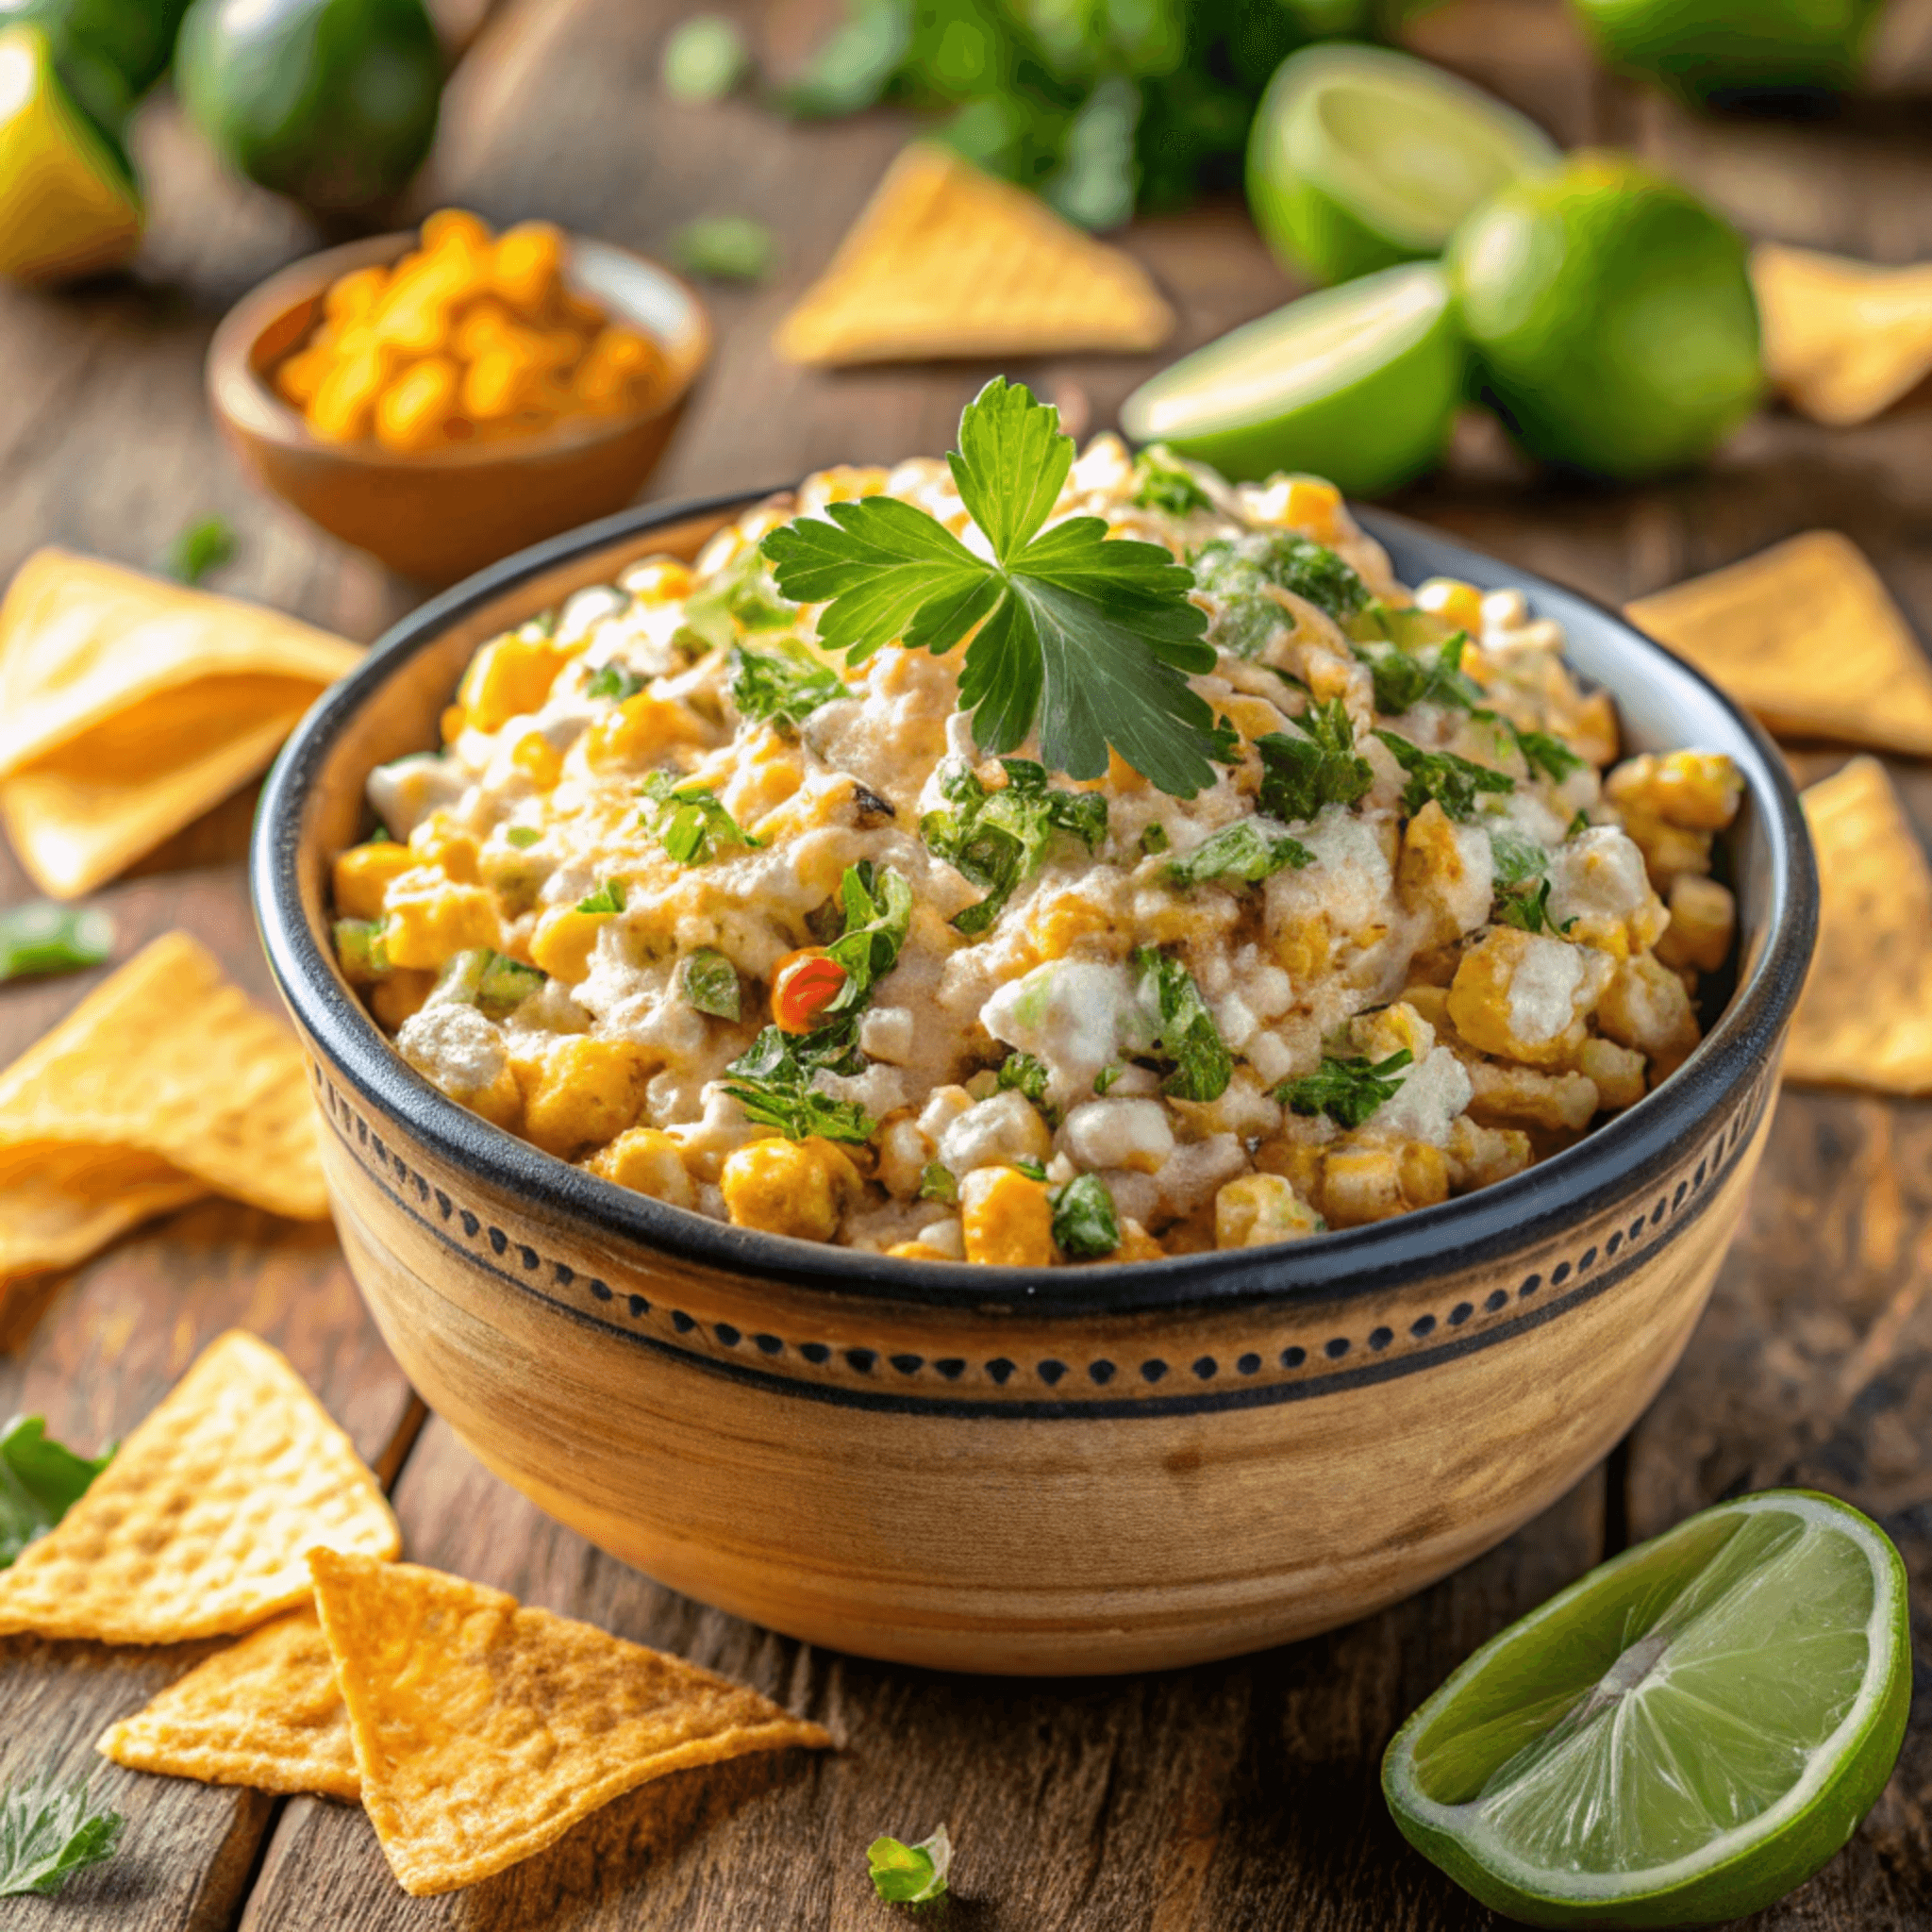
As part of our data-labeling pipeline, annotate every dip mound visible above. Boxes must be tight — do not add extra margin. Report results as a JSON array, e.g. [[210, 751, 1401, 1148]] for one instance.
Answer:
[[332, 424, 1740, 1265]]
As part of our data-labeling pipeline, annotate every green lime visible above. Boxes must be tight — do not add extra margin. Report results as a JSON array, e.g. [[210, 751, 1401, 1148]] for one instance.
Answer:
[[1570, 0, 1883, 101], [175, 0, 441, 212], [1447, 152, 1761, 480], [1383, 1491, 1910, 1928], [0, 22, 142, 284], [1119, 260, 1462, 496], [1245, 43, 1557, 286]]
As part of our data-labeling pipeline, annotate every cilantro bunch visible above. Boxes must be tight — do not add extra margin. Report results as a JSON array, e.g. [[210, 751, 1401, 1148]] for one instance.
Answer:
[[921, 756, 1108, 933], [761, 378, 1221, 796]]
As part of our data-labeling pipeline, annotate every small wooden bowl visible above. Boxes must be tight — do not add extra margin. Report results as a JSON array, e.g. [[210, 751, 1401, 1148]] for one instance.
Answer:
[[207, 231, 711, 585], [254, 499, 1818, 1676]]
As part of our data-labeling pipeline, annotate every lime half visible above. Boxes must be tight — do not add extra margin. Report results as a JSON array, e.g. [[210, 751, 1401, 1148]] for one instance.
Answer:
[[1246, 43, 1557, 285], [1119, 261, 1460, 495], [1384, 1491, 1910, 1928]]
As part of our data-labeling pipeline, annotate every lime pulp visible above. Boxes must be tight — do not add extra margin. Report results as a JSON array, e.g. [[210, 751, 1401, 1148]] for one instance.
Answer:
[[1383, 1491, 1910, 1928]]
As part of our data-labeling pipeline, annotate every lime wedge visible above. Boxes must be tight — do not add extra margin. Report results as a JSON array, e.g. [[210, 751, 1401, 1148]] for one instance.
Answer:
[[1383, 1491, 1910, 1928], [1246, 43, 1557, 285], [1119, 260, 1460, 496]]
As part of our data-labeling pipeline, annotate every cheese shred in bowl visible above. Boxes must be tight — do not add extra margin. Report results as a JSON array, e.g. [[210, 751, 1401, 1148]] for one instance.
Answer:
[[331, 421, 1741, 1267]]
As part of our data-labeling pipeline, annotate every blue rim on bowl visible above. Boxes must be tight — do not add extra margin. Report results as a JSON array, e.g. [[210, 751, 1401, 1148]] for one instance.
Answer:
[[252, 494, 1818, 1320]]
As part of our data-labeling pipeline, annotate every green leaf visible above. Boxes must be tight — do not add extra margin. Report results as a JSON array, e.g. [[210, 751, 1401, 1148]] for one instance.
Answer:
[[676, 546, 797, 654], [729, 643, 847, 733], [721, 1027, 874, 1143], [995, 1050, 1053, 1109], [680, 949, 741, 1020], [1374, 729, 1514, 822], [1511, 725, 1585, 783], [1355, 631, 1484, 716], [1011, 1156, 1049, 1182], [1130, 448, 1212, 518], [161, 514, 236, 587], [586, 662, 647, 703], [1052, 1172, 1120, 1258], [332, 917, 389, 978], [671, 215, 775, 282], [918, 1161, 958, 1205], [505, 824, 542, 849], [1488, 830, 1549, 889], [0, 1777, 125, 1898], [640, 774, 762, 866], [1494, 876, 1577, 936], [948, 373, 1073, 563], [1255, 701, 1374, 824], [1166, 821, 1311, 889], [868, 1824, 952, 1905], [922, 758, 1107, 936], [1568, 808, 1592, 840], [0, 1418, 110, 1571], [1131, 947, 1231, 1102], [1139, 822, 1169, 856], [576, 879, 627, 914], [1093, 1063, 1123, 1095], [824, 862, 912, 1008], [1275, 1050, 1413, 1130], [0, 905, 111, 983], [475, 954, 546, 1021], [1191, 530, 1368, 655]]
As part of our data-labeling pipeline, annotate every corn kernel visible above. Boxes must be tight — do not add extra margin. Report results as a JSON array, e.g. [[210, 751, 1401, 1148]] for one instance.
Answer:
[[422, 207, 493, 256], [622, 557, 694, 602], [275, 343, 333, 408], [407, 818, 480, 883], [886, 1241, 953, 1261], [459, 633, 569, 732], [510, 730, 563, 788], [1215, 1173, 1323, 1249], [332, 841, 417, 920], [1656, 874, 1736, 974], [452, 295, 518, 361], [462, 341, 541, 420], [323, 263, 389, 328], [375, 356, 462, 454], [369, 969, 436, 1031], [960, 1166, 1055, 1267], [720, 1138, 858, 1241], [587, 1126, 695, 1209], [583, 691, 705, 768], [518, 1037, 650, 1157], [494, 221, 565, 317], [306, 346, 390, 442], [441, 703, 467, 744], [1577, 1035, 1647, 1111], [528, 907, 608, 984], [1415, 577, 1485, 633], [381, 882, 502, 970], [1321, 1149, 1407, 1227], [1112, 1219, 1167, 1261]]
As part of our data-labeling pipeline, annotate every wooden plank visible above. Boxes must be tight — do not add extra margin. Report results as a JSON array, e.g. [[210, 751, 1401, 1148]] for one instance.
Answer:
[[236, 1414, 1603, 1929]]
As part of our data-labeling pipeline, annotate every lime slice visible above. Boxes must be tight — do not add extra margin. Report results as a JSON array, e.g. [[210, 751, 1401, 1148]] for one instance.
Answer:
[[0, 23, 142, 285], [1572, 0, 1883, 102], [1245, 43, 1557, 285], [1383, 1491, 1910, 1928], [1119, 260, 1460, 496], [1448, 152, 1762, 482]]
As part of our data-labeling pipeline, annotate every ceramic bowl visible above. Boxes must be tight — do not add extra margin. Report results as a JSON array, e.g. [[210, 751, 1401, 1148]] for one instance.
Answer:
[[207, 231, 711, 585], [253, 494, 1817, 1676]]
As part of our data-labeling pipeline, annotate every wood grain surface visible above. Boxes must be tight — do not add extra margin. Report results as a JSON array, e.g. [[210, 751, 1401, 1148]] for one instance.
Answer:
[[0, 0, 1927, 1924]]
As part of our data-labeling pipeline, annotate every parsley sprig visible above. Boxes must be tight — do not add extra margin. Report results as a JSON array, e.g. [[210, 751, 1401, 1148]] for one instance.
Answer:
[[761, 378, 1220, 795], [1374, 729, 1515, 822], [921, 757, 1108, 935], [640, 773, 763, 865], [1276, 1050, 1413, 1130], [1132, 947, 1232, 1102], [0, 1777, 125, 1898], [1256, 701, 1374, 824], [1165, 821, 1312, 889], [1, 1417, 110, 1570]]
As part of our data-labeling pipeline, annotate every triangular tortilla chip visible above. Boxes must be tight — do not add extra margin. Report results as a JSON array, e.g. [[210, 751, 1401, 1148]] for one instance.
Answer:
[[1627, 531, 1932, 758], [0, 550, 360, 897], [1753, 242, 1932, 427], [0, 1331, 399, 1642], [0, 932, 328, 1261], [775, 143, 1174, 366], [0, 1143, 207, 1290], [308, 1549, 832, 1896], [97, 1606, 359, 1800], [1788, 757, 1932, 1093]]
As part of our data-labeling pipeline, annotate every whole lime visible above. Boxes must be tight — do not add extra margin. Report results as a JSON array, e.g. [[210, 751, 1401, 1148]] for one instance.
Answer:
[[1570, 0, 1884, 100], [176, 0, 441, 212], [1447, 153, 1762, 480]]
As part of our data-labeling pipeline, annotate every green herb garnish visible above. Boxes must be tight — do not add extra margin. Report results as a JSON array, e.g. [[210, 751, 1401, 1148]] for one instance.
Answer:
[[1568, 808, 1592, 839], [1512, 725, 1586, 783], [1052, 1172, 1120, 1259], [868, 1825, 951, 1905], [1255, 701, 1374, 824], [0, 1776, 125, 1898], [1488, 830, 1548, 888], [761, 377, 1220, 794], [504, 824, 542, 849], [1191, 529, 1368, 655], [661, 14, 750, 102], [475, 954, 546, 1020], [822, 861, 912, 1010], [0, 905, 111, 984], [1355, 631, 1485, 716], [1011, 1156, 1049, 1182], [1139, 823, 1169, 856], [576, 879, 628, 914], [680, 949, 741, 1021], [918, 1161, 958, 1205], [586, 662, 647, 703], [1131, 947, 1231, 1103], [1275, 1050, 1413, 1130], [720, 1027, 874, 1143], [161, 513, 237, 586], [1129, 449, 1211, 517], [672, 214, 776, 282], [921, 757, 1108, 936], [729, 642, 847, 733], [1166, 821, 1311, 889], [676, 545, 797, 654], [640, 774, 763, 866], [333, 917, 390, 978], [0, 1418, 110, 1571], [995, 1051, 1053, 1108], [1495, 877, 1578, 936], [1374, 729, 1514, 822], [1093, 1064, 1123, 1095]]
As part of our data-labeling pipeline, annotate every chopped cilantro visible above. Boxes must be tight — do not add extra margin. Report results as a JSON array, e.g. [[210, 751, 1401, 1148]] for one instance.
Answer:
[[1568, 808, 1592, 839], [0, 1777, 125, 1898], [1495, 877, 1577, 936], [1488, 830, 1548, 889], [1, 1418, 110, 1571], [918, 1162, 958, 1205], [1139, 823, 1170, 856], [679, 948, 741, 1020], [822, 861, 912, 1010], [1011, 1156, 1050, 1182], [1166, 821, 1311, 889], [1052, 1172, 1120, 1258], [1207, 713, 1242, 763], [1256, 701, 1374, 824], [921, 757, 1108, 936], [586, 662, 647, 702], [504, 824, 542, 849], [1512, 725, 1585, 783], [995, 1050, 1053, 1108], [1093, 1063, 1123, 1095], [1374, 729, 1514, 822], [761, 377, 1221, 795], [720, 1027, 874, 1143], [576, 879, 627, 914], [728, 642, 847, 733], [1131, 947, 1232, 1103], [868, 1826, 951, 1905], [1275, 1050, 1413, 1130], [1191, 530, 1369, 656], [676, 545, 797, 654], [161, 513, 236, 586], [1355, 631, 1485, 716], [1130, 449, 1212, 517], [640, 773, 763, 865]]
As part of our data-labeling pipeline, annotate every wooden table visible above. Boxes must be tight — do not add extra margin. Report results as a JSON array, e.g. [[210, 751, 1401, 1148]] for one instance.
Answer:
[[3, 1, 1929, 1924]]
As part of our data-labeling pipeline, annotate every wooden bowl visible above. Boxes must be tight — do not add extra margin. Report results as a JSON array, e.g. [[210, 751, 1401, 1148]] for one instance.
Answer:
[[207, 232, 711, 585], [253, 497, 1817, 1676]]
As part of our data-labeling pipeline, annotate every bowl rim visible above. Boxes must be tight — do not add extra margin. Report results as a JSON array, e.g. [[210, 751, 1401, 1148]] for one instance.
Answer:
[[207, 228, 713, 473], [253, 489, 1818, 1320]]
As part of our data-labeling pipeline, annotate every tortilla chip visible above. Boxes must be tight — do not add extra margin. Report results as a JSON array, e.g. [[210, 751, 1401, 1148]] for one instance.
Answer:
[[308, 1549, 832, 1896], [97, 1607, 359, 1800], [0, 550, 359, 898], [0, 932, 327, 1274], [1753, 242, 1932, 427], [1787, 757, 1932, 1093], [0, 1331, 399, 1643], [775, 143, 1174, 366], [1626, 531, 1932, 758]]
